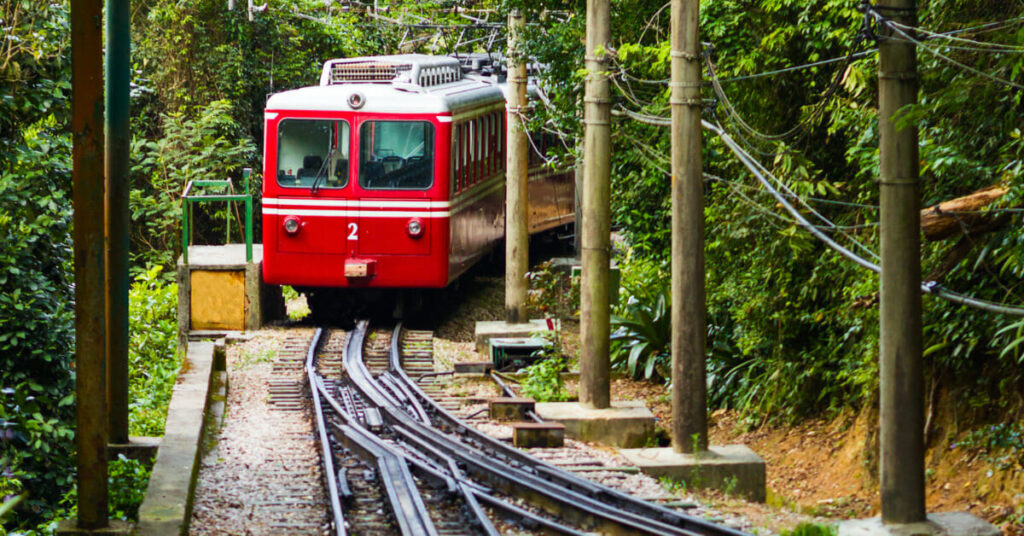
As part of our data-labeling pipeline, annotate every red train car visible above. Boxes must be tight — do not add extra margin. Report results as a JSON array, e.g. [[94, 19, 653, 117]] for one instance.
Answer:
[[261, 54, 574, 317]]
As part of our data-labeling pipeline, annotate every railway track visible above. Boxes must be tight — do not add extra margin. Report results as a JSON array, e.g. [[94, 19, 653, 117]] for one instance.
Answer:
[[304, 322, 753, 536]]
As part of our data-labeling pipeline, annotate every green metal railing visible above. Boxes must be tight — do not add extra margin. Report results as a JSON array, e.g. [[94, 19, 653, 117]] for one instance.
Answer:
[[181, 167, 254, 265]]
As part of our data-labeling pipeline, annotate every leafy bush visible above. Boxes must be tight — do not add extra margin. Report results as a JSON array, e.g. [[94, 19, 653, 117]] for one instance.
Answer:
[[56, 454, 152, 524], [520, 354, 571, 403], [127, 266, 181, 437], [130, 99, 257, 271], [0, 115, 76, 529], [610, 253, 671, 382], [954, 422, 1024, 471], [780, 523, 838, 536], [520, 333, 570, 402], [610, 286, 671, 382], [526, 261, 580, 318]]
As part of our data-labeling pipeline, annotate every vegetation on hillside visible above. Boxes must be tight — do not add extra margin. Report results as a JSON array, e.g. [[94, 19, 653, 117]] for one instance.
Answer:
[[2, 0, 1023, 530], [514, 0, 1024, 424]]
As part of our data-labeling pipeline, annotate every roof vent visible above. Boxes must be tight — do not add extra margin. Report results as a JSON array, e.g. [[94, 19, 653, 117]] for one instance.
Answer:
[[329, 61, 412, 84], [321, 55, 464, 88], [416, 65, 462, 87]]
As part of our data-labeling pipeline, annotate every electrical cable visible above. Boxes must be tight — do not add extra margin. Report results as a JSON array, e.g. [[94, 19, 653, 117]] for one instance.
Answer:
[[869, 9, 1024, 91], [720, 50, 877, 83], [705, 119, 1024, 316], [886, 18, 1024, 53]]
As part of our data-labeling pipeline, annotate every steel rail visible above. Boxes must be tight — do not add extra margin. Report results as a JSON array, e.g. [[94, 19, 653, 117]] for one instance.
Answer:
[[316, 367, 585, 536], [387, 325, 501, 536], [318, 378, 459, 492], [347, 323, 714, 536], [310, 334, 439, 536], [384, 324, 751, 536], [304, 328, 346, 536], [324, 417, 438, 536]]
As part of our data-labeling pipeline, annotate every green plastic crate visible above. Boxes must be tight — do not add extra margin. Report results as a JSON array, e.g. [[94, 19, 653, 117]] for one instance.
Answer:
[[489, 337, 552, 371]]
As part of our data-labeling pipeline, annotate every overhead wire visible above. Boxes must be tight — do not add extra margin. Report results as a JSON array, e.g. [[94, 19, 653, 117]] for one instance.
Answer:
[[869, 8, 1024, 91], [705, 119, 1024, 316], [886, 18, 1024, 53], [613, 107, 883, 241]]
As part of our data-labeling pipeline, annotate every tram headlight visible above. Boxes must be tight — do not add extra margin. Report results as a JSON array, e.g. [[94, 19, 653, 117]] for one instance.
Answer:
[[407, 218, 424, 238], [283, 216, 301, 235]]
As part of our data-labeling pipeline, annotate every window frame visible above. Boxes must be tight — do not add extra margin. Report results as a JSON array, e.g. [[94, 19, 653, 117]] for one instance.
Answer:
[[275, 118, 352, 190], [356, 119, 436, 191]]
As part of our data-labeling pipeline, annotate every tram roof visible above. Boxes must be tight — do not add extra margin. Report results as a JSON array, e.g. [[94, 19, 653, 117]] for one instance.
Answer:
[[266, 54, 507, 116]]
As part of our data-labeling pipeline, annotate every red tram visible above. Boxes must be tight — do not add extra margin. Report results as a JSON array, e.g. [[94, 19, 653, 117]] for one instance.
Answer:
[[261, 54, 574, 316]]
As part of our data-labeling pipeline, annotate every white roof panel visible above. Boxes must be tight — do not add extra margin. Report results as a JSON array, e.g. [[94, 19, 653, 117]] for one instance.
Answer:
[[266, 79, 505, 116]]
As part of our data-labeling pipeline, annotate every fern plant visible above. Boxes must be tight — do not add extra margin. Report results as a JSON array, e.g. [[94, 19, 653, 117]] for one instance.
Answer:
[[610, 285, 671, 382]]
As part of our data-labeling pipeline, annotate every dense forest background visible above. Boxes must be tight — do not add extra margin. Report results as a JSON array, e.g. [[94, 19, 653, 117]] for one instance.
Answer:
[[2, 0, 1023, 532]]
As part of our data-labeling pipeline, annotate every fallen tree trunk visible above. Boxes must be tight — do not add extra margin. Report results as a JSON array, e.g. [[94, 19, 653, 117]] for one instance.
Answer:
[[921, 186, 1008, 241]]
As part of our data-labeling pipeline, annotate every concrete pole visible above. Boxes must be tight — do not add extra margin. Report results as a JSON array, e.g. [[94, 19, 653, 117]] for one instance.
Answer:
[[580, 0, 612, 409], [71, 0, 110, 528], [670, 0, 707, 453], [505, 9, 529, 324], [106, 0, 131, 446], [877, 0, 925, 524]]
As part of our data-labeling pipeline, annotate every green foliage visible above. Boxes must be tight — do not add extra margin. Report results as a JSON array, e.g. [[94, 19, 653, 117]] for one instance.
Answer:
[[57, 455, 152, 524], [520, 349, 570, 402], [128, 267, 181, 437], [953, 422, 1024, 471], [610, 259, 671, 382], [130, 99, 257, 270], [233, 347, 278, 371], [526, 261, 580, 318], [107, 456, 151, 521], [519, 0, 1024, 425], [780, 523, 838, 536], [658, 475, 687, 495], [0, 4, 76, 523]]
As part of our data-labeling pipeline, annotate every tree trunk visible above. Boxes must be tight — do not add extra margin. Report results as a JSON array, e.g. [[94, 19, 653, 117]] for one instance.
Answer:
[[921, 186, 1008, 241]]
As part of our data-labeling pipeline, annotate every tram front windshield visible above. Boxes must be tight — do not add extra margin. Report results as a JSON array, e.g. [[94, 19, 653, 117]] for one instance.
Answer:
[[358, 121, 434, 190], [276, 119, 350, 189]]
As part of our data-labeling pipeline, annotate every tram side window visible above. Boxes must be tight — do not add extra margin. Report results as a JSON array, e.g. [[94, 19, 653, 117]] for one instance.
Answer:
[[359, 120, 435, 190], [453, 124, 462, 193], [277, 119, 350, 189], [497, 113, 505, 172], [489, 112, 498, 174]]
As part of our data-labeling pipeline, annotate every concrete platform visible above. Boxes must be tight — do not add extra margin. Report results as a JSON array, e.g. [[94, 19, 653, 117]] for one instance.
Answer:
[[839, 513, 1000, 536], [474, 319, 558, 354], [176, 244, 283, 345], [55, 520, 132, 535], [107, 436, 161, 463], [136, 341, 218, 536], [534, 400, 655, 448], [618, 445, 766, 502]]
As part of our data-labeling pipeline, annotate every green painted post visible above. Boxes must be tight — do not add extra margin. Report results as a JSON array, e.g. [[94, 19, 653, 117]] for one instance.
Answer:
[[105, 0, 131, 446], [243, 168, 253, 262], [182, 199, 189, 265], [245, 195, 253, 263]]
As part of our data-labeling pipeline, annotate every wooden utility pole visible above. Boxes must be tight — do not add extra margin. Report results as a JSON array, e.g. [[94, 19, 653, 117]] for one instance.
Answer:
[[877, 0, 925, 524], [505, 9, 529, 324], [580, 0, 612, 409], [106, 0, 131, 446], [71, 0, 110, 528], [670, 0, 707, 453]]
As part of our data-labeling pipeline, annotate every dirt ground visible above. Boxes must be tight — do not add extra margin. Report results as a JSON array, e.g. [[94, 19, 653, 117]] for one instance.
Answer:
[[421, 271, 1024, 535]]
